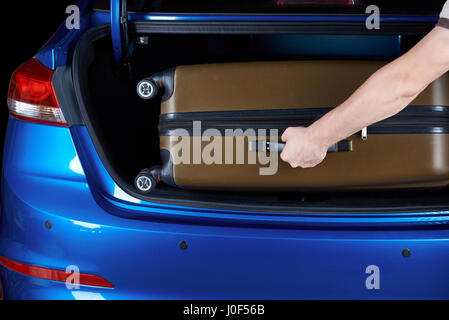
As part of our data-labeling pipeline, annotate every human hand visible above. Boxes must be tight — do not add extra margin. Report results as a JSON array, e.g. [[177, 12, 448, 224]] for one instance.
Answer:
[[280, 127, 328, 168]]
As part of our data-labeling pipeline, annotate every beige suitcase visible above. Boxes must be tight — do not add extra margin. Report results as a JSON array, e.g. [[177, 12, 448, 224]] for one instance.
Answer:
[[134, 61, 449, 193]]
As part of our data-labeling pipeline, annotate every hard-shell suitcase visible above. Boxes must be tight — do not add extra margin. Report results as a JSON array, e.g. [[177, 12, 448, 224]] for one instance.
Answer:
[[134, 61, 449, 193]]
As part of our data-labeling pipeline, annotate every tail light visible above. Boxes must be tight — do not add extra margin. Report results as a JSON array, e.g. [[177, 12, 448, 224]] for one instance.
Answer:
[[0, 256, 114, 289], [7, 58, 68, 127]]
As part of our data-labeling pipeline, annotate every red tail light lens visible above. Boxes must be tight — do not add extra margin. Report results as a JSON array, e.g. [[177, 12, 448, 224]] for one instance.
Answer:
[[7, 58, 67, 127], [0, 256, 114, 289]]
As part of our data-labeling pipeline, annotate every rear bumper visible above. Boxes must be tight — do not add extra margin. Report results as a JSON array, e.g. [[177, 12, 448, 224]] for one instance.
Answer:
[[2, 191, 449, 299], [1, 118, 449, 300]]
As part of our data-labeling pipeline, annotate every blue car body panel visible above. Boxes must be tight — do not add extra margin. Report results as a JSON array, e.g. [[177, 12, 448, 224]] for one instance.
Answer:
[[2, 0, 449, 299]]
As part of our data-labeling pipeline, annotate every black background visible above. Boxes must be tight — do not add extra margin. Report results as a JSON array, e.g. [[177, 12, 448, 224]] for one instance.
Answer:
[[1, 1, 75, 166]]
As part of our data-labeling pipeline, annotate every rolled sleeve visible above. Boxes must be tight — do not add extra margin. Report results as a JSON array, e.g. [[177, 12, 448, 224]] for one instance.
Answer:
[[438, 1, 449, 29]]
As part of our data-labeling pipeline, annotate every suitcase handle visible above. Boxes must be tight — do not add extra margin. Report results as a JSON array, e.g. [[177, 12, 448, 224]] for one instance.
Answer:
[[250, 140, 353, 153]]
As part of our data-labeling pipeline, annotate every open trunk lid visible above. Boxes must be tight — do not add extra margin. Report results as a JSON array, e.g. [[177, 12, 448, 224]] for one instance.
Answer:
[[106, 0, 445, 67]]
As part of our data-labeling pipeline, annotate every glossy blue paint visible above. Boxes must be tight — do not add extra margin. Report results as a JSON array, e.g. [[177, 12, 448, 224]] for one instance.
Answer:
[[3, 3, 449, 300], [110, 0, 122, 64], [90, 7, 439, 23], [126, 13, 438, 22]]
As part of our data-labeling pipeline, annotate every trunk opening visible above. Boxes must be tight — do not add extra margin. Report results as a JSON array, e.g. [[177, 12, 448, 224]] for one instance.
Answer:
[[71, 24, 449, 213]]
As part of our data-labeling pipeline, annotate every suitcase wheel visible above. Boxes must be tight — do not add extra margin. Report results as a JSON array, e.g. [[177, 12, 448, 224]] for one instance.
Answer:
[[135, 169, 159, 194], [137, 79, 158, 100]]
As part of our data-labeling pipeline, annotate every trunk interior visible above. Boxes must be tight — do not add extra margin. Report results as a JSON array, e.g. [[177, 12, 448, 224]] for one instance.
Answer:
[[73, 26, 449, 213]]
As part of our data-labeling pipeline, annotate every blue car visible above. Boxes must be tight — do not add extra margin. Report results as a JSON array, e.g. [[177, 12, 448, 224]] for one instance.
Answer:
[[1, 0, 449, 300]]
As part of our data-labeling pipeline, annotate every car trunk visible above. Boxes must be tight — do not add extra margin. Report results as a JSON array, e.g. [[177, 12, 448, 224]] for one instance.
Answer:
[[71, 20, 449, 213]]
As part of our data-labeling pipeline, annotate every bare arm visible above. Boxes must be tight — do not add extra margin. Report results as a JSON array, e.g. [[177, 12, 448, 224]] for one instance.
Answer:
[[281, 26, 449, 169]]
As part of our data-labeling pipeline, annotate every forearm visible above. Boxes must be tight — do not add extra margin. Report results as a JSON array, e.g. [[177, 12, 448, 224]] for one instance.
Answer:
[[308, 61, 421, 147], [281, 26, 449, 169], [308, 27, 449, 148]]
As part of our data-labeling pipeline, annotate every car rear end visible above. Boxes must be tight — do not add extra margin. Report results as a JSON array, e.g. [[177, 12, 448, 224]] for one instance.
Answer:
[[1, 0, 449, 299]]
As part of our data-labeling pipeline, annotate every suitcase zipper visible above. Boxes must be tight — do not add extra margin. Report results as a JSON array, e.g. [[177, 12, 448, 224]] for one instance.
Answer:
[[361, 127, 368, 140], [159, 106, 449, 136]]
